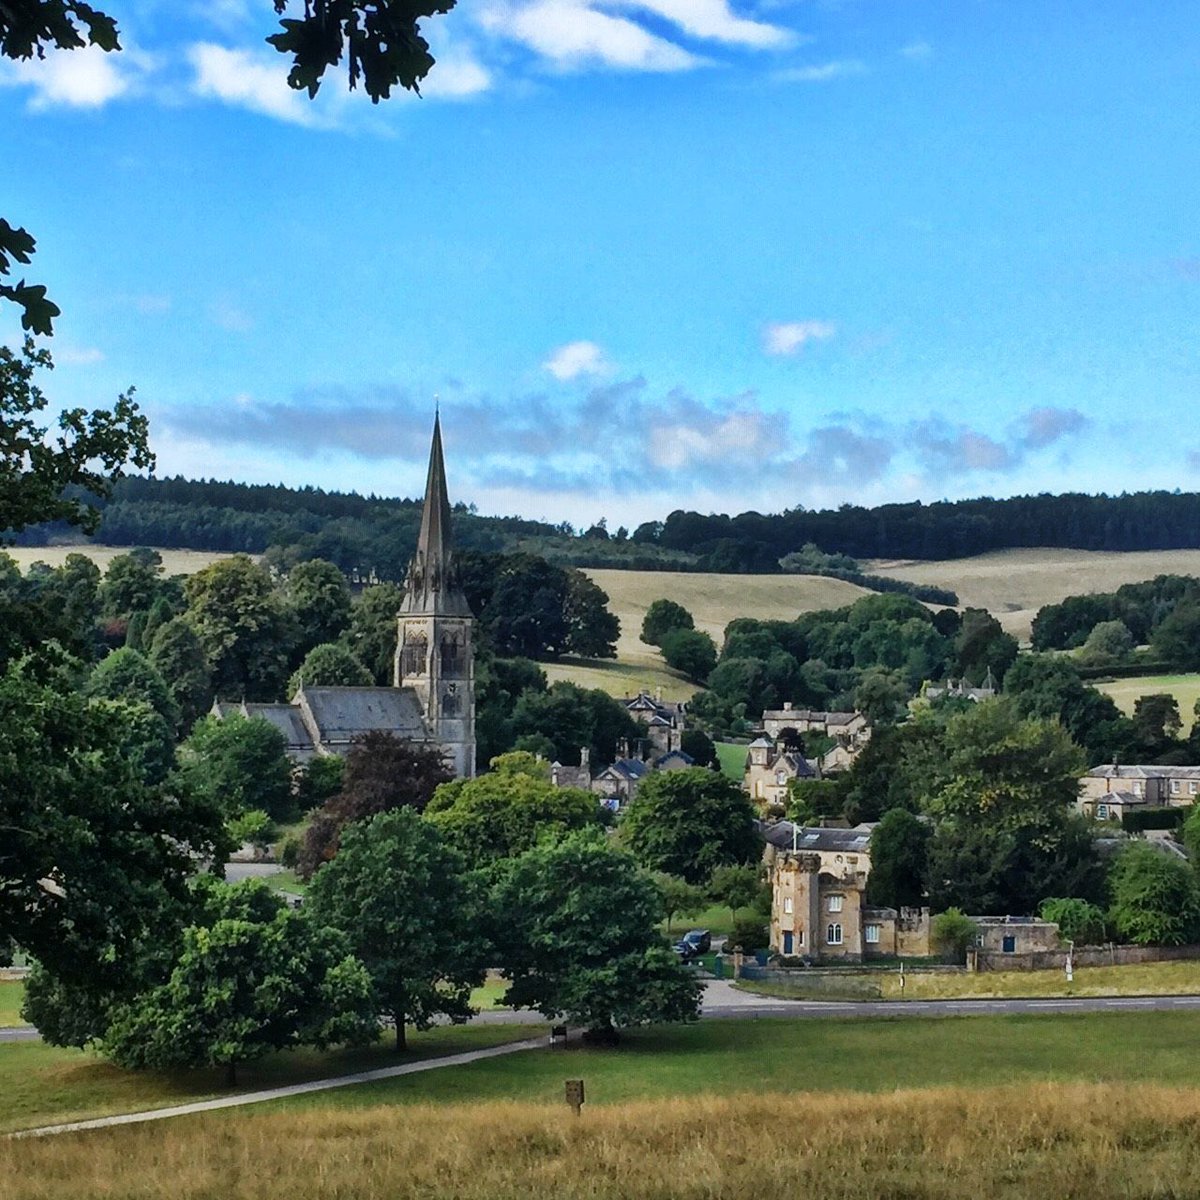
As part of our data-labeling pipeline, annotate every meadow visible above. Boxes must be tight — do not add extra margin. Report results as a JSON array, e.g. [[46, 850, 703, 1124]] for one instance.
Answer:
[[12, 1017, 1200, 1197], [2, 545, 243, 576], [1097, 673, 1200, 734], [0, 980, 23, 1027]]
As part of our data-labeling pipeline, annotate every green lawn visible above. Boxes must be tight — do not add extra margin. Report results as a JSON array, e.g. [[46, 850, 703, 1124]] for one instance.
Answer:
[[0, 981, 24, 1027], [715, 741, 747, 782], [1097, 673, 1200, 733], [662, 901, 738, 939], [0, 1023, 542, 1135], [264, 869, 308, 895], [270, 1011, 1200, 1114]]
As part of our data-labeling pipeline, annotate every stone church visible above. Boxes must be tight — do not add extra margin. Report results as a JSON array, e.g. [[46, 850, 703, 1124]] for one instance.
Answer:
[[212, 416, 476, 778]]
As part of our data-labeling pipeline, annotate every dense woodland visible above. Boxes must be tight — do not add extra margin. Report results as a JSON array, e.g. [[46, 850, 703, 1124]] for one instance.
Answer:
[[13, 477, 1200, 578]]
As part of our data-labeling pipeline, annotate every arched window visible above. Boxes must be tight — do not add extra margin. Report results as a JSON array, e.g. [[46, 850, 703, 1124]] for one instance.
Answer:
[[440, 634, 463, 675], [402, 632, 427, 676], [826, 923, 843, 946], [441, 688, 460, 717]]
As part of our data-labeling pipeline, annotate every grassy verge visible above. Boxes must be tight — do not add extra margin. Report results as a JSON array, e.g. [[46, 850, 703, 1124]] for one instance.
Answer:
[[0, 1023, 541, 1135], [736, 960, 1200, 1001], [662, 902, 737, 940], [11, 1081, 1200, 1200], [270, 1011, 1200, 1113], [0, 980, 25, 1027], [263, 869, 307, 896]]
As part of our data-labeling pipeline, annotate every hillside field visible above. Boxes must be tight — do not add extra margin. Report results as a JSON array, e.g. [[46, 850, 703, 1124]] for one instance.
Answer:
[[2, 545, 246, 576], [1096, 673, 1200, 734], [867, 547, 1200, 642]]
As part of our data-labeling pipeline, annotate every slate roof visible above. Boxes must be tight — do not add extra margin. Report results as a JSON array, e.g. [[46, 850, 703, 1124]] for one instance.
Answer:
[[211, 700, 316, 754], [1088, 764, 1200, 780], [299, 686, 428, 745], [653, 749, 695, 769], [600, 758, 650, 782], [761, 708, 862, 727], [761, 821, 874, 853]]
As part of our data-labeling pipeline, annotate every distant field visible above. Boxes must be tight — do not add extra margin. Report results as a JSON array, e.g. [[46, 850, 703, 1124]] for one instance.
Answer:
[[2, 544, 244, 576], [1097, 674, 1200, 734], [867, 548, 1200, 642], [541, 657, 694, 703], [0, 980, 23, 1027]]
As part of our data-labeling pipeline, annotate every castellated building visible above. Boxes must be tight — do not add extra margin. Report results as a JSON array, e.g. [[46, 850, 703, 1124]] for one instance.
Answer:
[[212, 416, 476, 778]]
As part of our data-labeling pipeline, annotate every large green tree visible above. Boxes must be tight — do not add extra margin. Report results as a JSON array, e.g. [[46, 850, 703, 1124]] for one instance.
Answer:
[[641, 598, 695, 646], [1108, 843, 1200, 947], [342, 582, 403, 684], [621, 768, 760, 885], [866, 808, 930, 909], [488, 829, 701, 1040], [308, 809, 482, 1050], [288, 641, 373, 697], [86, 646, 179, 731], [176, 713, 295, 823], [285, 559, 352, 659], [147, 617, 213, 731]]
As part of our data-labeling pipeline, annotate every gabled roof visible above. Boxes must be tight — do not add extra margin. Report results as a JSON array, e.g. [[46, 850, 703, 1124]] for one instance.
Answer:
[[298, 686, 428, 744], [1088, 764, 1200, 780], [653, 749, 695, 769], [601, 758, 649, 781], [762, 821, 873, 853], [211, 700, 315, 752]]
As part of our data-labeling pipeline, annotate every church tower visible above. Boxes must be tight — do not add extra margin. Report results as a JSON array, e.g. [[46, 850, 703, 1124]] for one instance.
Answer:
[[395, 415, 476, 778]]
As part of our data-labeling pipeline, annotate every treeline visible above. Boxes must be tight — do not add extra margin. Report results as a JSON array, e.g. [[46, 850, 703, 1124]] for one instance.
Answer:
[[1033, 575, 1200, 650]]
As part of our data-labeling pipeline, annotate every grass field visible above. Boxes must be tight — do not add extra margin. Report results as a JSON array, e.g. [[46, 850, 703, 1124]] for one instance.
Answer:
[[715, 740, 747, 781], [2, 545, 244, 576], [1097, 673, 1200, 734], [9, 1081, 1200, 1200], [737, 959, 1200, 1002], [0, 980, 24, 1026], [540, 656, 695, 702], [866, 547, 1200, 643]]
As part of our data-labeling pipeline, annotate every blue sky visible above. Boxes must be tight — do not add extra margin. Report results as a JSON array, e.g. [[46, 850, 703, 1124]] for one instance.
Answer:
[[3, 1, 1199, 529]]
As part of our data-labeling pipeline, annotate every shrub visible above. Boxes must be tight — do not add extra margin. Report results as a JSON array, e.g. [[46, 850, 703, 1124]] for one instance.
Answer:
[[659, 628, 717, 682], [931, 908, 978, 963], [1121, 807, 1185, 833], [1039, 897, 1107, 945], [280, 835, 301, 869], [729, 919, 769, 953]]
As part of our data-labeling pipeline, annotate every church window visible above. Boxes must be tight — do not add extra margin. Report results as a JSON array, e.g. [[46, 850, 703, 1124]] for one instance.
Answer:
[[441, 689, 460, 717], [440, 635, 464, 674], [402, 633, 427, 676], [826, 923, 843, 946]]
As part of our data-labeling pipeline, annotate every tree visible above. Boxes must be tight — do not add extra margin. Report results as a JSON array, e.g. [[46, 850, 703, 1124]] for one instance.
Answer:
[[954, 608, 1018, 685], [1132, 693, 1183, 755], [621, 768, 760, 885], [930, 908, 977, 963], [299, 733, 452, 876], [1108, 843, 1200, 946], [653, 873, 707, 935], [0, 338, 152, 537], [564, 570, 619, 658], [295, 754, 345, 813], [0, 650, 230, 988], [308, 809, 482, 1051], [148, 617, 213, 731], [343, 582, 403, 683], [424, 751, 602, 872], [708, 864, 762, 928], [509, 680, 641, 767], [660, 628, 717, 682], [866, 808, 930, 908], [102, 880, 376, 1083], [679, 728, 718, 769], [288, 641, 372, 696], [176, 713, 295, 823], [286, 559, 352, 658], [86, 646, 179, 731], [1079, 620, 1134, 665], [1152, 602, 1200, 671], [641, 599, 695, 646], [480, 554, 570, 659], [229, 809, 279, 856], [98, 549, 163, 618], [184, 555, 297, 700], [853, 668, 907, 726], [488, 830, 701, 1040], [1039, 897, 1106, 945]]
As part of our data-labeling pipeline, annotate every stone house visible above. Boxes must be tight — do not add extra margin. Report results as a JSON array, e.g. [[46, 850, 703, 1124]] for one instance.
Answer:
[[924, 669, 997, 703], [971, 916, 1063, 956], [760, 703, 871, 748], [1079, 764, 1200, 814], [744, 737, 817, 808], [589, 748, 695, 810], [623, 690, 687, 756]]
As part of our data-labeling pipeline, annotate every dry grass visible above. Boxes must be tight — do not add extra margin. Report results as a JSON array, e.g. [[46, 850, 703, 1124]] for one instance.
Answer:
[[3, 545, 245, 576], [866, 548, 1200, 642], [9, 1083, 1200, 1199], [1097, 674, 1200, 734]]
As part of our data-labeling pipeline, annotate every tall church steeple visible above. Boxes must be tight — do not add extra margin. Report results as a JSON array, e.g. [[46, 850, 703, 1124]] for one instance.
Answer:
[[394, 415, 476, 777]]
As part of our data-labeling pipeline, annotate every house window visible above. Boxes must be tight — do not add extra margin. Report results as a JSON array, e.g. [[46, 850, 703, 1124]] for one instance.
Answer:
[[826, 923, 843, 946], [1096, 804, 1109, 820], [1002, 935, 1016, 953], [1191, 782, 1198, 795], [776, 770, 787, 785], [1172, 780, 1180, 795], [755, 781, 763, 798], [783, 897, 793, 915], [828, 895, 844, 913], [865, 924, 880, 944]]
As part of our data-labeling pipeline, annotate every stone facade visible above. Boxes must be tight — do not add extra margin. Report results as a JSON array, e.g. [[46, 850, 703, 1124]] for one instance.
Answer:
[[1079, 764, 1200, 814], [744, 737, 817, 808]]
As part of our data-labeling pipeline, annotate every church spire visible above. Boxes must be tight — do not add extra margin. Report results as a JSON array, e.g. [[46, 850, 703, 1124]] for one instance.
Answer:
[[401, 414, 472, 616]]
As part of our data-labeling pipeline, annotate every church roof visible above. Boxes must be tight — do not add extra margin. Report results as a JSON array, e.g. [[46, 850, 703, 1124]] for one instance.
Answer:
[[400, 414, 472, 618], [211, 699, 315, 754], [297, 686, 428, 745]]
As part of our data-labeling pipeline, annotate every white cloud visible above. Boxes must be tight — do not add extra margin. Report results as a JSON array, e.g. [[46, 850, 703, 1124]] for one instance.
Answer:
[[56, 344, 105, 366], [763, 320, 836, 355], [479, 0, 703, 71], [543, 340, 608, 380], [602, 0, 793, 49], [900, 40, 933, 61], [648, 409, 772, 470], [210, 299, 255, 333], [419, 50, 493, 98], [188, 43, 326, 127], [775, 58, 866, 83], [1, 44, 135, 109]]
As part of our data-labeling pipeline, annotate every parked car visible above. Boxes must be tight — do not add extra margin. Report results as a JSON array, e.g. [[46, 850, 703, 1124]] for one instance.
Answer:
[[673, 929, 711, 960]]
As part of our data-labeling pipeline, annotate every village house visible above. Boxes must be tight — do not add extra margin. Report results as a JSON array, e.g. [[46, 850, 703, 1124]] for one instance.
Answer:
[[923, 669, 998, 704], [1078, 764, 1200, 818], [760, 703, 871, 749], [743, 737, 817, 808], [623, 690, 687, 756]]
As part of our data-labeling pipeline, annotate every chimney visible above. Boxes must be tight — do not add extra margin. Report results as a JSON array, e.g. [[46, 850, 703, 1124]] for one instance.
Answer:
[[783, 701, 792, 711], [581, 746, 590, 770], [619, 738, 630, 760], [655, 686, 663, 704]]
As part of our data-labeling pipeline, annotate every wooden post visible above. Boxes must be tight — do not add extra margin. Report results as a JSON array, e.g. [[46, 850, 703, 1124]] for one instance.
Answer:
[[565, 1079, 585, 1116]]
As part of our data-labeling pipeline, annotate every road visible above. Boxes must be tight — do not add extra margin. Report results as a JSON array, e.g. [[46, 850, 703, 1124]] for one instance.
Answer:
[[8, 982, 1200, 1044]]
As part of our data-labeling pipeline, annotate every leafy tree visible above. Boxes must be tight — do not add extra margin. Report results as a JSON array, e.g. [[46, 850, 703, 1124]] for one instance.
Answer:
[[342, 582, 403, 683], [176, 713, 295, 823], [853, 668, 908, 726], [0, 338, 152, 537], [308, 809, 483, 1050], [1079, 620, 1134, 665], [425, 751, 602, 872], [94, 697, 175, 787], [184, 555, 297, 700], [86, 646, 179, 730], [148, 617, 213, 731], [1039, 897, 1107, 945], [286, 558, 352, 658], [287, 641, 373, 696], [866, 808, 930, 908], [641, 599, 695, 646], [474, 651, 547, 766], [228, 809, 278, 856], [488, 829, 701, 1040], [509, 680, 640, 767], [930, 908, 977, 963], [1152, 602, 1200, 671], [679, 728, 718, 769], [954, 608, 1018, 685], [98, 550, 163, 618], [708, 864, 762, 928], [564, 569, 619, 658], [296, 754, 345, 813], [1132, 693, 1183, 755], [787, 778, 846, 825], [102, 880, 375, 1083], [653, 873, 707, 935], [299, 733, 452, 876], [622, 768, 760, 885], [481, 554, 570, 658], [1108, 843, 1200, 946], [660, 627, 717, 682], [0, 650, 230, 988]]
